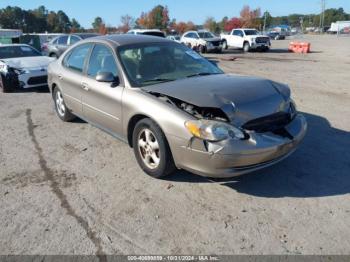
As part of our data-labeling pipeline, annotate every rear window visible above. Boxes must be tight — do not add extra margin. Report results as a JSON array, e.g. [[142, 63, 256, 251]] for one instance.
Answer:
[[141, 31, 165, 38]]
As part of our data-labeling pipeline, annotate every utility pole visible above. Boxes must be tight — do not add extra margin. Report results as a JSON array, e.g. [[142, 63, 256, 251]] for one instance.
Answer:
[[319, 0, 326, 33], [263, 11, 267, 33]]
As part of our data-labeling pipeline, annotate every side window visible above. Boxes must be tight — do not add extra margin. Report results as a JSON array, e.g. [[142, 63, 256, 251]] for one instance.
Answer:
[[58, 36, 68, 45], [51, 37, 58, 45], [64, 43, 92, 72], [87, 44, 118, 78], [69, 35, 80, 45]]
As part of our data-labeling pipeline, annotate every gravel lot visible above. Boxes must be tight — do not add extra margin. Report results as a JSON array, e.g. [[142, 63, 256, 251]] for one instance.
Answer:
[[0, 34, 349, 256]]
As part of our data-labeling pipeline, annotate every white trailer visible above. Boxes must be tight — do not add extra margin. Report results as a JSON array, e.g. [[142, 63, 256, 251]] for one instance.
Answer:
[[328, 21, 350, 34], [0, 29, 22, 38]]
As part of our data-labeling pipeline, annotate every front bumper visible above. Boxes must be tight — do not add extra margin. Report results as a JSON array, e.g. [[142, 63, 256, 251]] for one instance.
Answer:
[[170, 114, 307, 178], [206, 45, 223, 52], [251, 42, 271, 49], [18, 71, 48, 89]]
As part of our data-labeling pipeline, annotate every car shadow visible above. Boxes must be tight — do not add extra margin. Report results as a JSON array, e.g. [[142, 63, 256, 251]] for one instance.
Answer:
[[14, 86, 50, 93], [166, 112, 350, 198]]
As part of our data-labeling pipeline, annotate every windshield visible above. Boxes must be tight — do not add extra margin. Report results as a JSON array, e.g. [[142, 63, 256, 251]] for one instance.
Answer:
[[244, 30, 259, 35], [0, 45, 42, 59], [198, 32, 215, 38], [118, 42, 223, 87]]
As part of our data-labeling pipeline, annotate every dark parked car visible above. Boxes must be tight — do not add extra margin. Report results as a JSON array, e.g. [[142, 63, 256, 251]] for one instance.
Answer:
[[268, 32, 286, 40], [47, 33, 99, 58]]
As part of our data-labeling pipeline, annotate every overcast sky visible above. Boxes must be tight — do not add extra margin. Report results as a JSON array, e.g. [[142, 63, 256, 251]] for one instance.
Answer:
[[1, 0, 349, 28]]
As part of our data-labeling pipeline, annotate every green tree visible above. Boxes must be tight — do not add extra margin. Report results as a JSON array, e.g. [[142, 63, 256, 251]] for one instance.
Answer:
[[92, 16, 103, 31], [203, 17, 220, 33], [71, 18, 81, 32], [137, 5, 169, 29]]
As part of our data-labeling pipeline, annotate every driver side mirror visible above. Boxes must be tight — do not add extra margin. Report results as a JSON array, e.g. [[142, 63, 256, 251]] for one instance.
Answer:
[[96, 72, 119, 86]]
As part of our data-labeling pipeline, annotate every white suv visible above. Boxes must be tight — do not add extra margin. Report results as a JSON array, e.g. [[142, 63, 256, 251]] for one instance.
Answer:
[[221, 28, 271, 52], [127, 29, 165, 38], [180, 30, 222, 53]]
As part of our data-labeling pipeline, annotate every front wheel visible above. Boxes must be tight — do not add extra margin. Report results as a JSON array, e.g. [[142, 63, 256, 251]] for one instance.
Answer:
[[53, 88, 75, 122], [243, 42, 250, 52], [133, 118, 176, 178], [222, 40, 228, 50], [0, 74, 8, 93]]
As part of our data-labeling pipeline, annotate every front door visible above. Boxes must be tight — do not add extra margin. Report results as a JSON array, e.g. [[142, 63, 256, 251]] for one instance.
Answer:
[[81, 44, 123, 135]]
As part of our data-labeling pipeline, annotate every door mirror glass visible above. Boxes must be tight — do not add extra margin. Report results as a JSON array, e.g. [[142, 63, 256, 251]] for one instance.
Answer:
[[96, 71, 119, 84]]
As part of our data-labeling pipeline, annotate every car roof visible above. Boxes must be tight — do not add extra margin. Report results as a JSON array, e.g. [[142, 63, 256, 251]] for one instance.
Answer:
[[0, 44, 31, 48], [83, 34, 172, 47]]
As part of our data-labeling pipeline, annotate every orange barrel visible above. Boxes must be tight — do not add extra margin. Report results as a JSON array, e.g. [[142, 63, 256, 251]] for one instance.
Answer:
[[288, 42, 296, 51]]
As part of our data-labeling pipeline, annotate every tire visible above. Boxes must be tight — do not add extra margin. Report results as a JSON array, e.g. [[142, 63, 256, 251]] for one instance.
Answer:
[[222, 40, 228, 50], [0, 74, 8, 93], [132, 118, 176, 178], [49, 53, 58, 59], [53, 87, 75, 122], [243, 42, 250, 52], [199, 45, 206, 54]]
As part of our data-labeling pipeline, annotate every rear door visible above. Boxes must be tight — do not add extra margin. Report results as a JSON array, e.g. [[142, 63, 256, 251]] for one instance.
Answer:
[[81, 43, 123, 135], [57, 35, 69, 56], [59, 43, 93, 116]]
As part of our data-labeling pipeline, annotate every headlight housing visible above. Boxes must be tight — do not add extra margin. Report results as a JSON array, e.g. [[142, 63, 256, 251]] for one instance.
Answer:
[[185, 120, 245, 142], [13, 68, 29, 75]]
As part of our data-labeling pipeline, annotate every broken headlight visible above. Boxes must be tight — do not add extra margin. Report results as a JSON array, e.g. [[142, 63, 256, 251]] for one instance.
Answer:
[[185, 120, 245, 141], [13, 68, 29, 75]]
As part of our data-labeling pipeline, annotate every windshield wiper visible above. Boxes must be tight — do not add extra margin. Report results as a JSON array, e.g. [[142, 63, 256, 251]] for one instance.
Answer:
[[142, 78, 175, 84], [186, 72, 220, 78]]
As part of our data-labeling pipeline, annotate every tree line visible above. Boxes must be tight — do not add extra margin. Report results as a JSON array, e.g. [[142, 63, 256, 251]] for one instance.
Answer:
[[0, 4, 349, 34]]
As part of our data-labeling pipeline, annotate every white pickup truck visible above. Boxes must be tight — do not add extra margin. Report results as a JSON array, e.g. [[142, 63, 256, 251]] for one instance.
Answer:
[[221, 28, 271, 52]]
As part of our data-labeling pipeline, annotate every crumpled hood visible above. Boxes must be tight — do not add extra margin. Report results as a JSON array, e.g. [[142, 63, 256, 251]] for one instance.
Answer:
[[1, 56, 55, 69], [142, 74, 290, 126]]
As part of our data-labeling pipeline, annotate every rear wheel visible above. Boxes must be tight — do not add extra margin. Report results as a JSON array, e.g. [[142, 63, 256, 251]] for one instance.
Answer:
[[243, 42, 250, 52], [53, 87, 75, 122], [132, 118, 176, 178]]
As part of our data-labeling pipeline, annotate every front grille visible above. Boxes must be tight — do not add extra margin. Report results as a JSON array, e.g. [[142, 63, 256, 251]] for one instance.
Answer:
[[211, 41, 221, 47], [27, 75, 47, 85], [256, 37, 269, 44], [242, 112, 292, 133]]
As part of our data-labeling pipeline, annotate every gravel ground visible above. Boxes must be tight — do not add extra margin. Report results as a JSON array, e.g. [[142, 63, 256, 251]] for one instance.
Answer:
[[0, 34, 349, 256]]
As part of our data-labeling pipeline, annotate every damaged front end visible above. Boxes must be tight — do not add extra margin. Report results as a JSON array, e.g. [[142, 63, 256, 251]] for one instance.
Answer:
[[145, 89, 306, 178]]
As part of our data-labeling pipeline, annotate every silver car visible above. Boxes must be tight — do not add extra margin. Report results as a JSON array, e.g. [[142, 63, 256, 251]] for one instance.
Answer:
[[47, 35, 307, 178]]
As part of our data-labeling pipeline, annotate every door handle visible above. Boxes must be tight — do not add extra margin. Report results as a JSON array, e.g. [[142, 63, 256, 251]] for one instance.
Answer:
[[58, 74, 63, 80], [81, 82, 89, 91]]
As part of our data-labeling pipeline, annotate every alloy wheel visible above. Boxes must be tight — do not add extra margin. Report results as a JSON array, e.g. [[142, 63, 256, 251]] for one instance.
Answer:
[[55, 90, 66, 116], [137, 128, 160, 170]]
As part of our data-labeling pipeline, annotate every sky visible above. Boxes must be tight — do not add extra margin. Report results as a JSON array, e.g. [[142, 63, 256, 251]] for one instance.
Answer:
[[1, 0, 350, 28]]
